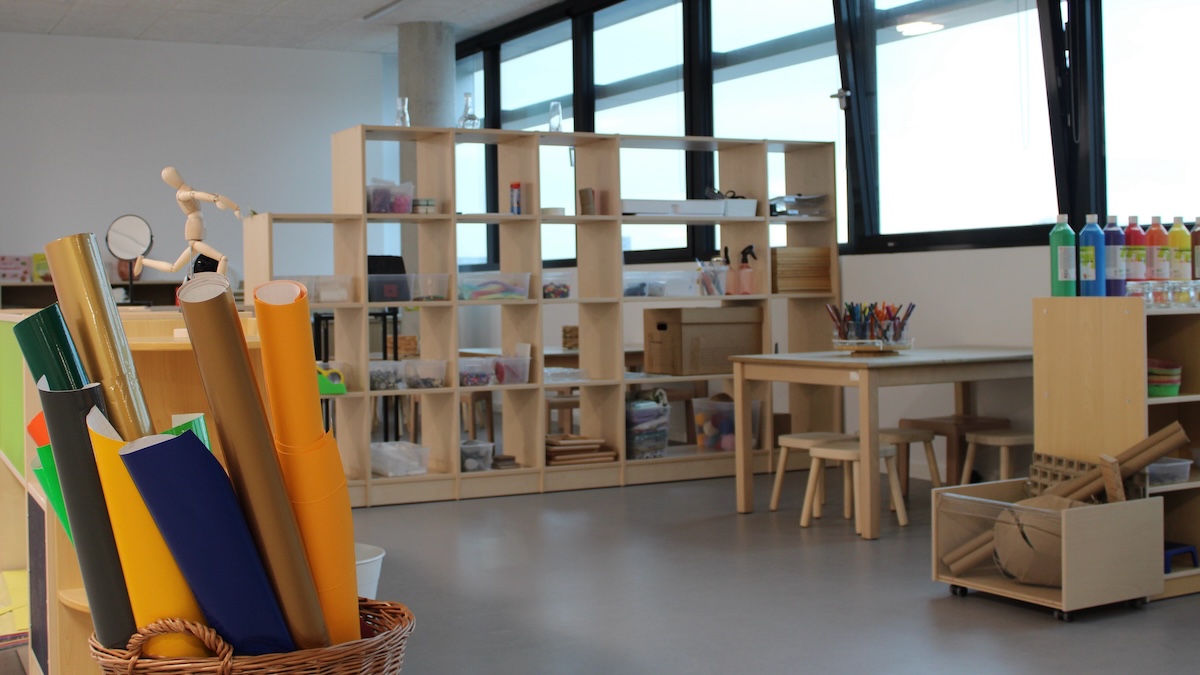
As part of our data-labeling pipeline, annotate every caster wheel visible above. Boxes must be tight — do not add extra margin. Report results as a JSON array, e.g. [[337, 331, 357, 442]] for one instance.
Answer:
[[950, 585, 968, 597], [1053, 610, 1073, 622], [1127, 598, 1147, 608]]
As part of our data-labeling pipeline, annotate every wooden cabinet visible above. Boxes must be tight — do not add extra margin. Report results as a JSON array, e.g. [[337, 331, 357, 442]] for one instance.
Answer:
[[243, 126, 841, 506], [1033, 296, 1200, 600]]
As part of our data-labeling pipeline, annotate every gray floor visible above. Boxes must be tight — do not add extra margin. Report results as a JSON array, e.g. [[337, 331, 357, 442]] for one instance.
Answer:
[[355, 470, 1200, 674]]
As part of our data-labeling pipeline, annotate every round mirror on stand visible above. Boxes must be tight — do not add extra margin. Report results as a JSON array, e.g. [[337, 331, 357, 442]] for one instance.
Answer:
[[106, 214, 153, 306]]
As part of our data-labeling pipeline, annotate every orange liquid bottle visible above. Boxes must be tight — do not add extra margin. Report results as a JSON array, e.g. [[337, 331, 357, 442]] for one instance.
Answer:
[[1145, 216, 1169, 280]]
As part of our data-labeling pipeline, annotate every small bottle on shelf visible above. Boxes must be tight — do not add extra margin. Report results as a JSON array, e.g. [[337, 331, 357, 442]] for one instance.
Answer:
[[1193, 217, 1200, 279], [1125, 216, 1146, 283], [1103, 215, 1126, 297], [510, 182, 521, 215], [1049, 213, 1077, 297], [1145, 216, 1169, 281], [1168, 216, 1192, 280], [1078, 214, 1105, 297]]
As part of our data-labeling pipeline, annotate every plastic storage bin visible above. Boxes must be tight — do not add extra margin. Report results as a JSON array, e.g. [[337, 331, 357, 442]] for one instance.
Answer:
[[722, 199, 759, 217], [494, 356, 531, 384], [1147, 457, 1194, 485], [368, 360, 404, 390], [316, 274, 354, 303], [458, 272, 531, 300], [371, 441, 429, 477], [541, 270, 576, 299], [460, 439, 495, 472], [622, 270, 697, 297], [403, 359, 446, 388], [626, 400, 671, 459], [459, 357, 495, 386], [370, 273, 451, 302], [692, 398, 762, 451]]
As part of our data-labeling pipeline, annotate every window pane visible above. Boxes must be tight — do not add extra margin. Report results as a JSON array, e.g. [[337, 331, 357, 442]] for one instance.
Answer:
[[874, 0, 1057, 234], [596, 0, 687, 253], [712, 0, 847, 244], [1104, 0, 1200, 218], [500, 21, 577, 262], [456, 54, 488, 266]]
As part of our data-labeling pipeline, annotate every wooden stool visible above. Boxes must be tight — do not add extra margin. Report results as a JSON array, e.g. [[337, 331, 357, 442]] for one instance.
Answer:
[[545, 389, 580, 434], [770, 432, 856, 511], [878, 427, 942, 496], [801, 440, 908, 531], [461, 391, 494, 442], [961, 429, 1033, 483], [898, 415, 1010, 485]]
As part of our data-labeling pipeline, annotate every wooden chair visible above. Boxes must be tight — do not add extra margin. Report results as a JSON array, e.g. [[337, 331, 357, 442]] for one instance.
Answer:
[[801, 440, 907, 532], [461, 391, 495, 442], [769, 432, 856, 512], [898, 415, 1010, 485], [961, 429, 1034, 483], [878, 427, 943, 496]]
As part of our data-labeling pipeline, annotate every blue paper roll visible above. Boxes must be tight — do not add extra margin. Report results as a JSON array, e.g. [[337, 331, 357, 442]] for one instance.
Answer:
[[120, 431, 296, 656]]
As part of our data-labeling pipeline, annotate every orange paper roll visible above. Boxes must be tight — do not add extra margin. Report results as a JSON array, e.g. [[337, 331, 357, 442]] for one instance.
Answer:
[[255, 280, 360, 644], [178, 273, 329, 650], [44, 233, 154, 441], [86, 408, 208, 657]]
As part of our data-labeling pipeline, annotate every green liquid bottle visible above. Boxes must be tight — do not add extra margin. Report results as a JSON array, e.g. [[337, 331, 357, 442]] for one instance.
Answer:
[[1050, 213, 1077, 297]]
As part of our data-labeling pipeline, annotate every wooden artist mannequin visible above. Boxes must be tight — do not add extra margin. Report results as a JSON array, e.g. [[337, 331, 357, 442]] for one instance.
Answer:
[[135, 166, 240, 276]]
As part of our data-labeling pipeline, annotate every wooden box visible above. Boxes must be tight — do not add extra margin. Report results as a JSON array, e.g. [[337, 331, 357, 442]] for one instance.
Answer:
[[932, 479, 1163, 616], [643, 307, 762, 376], [771, 246, 832, 293]]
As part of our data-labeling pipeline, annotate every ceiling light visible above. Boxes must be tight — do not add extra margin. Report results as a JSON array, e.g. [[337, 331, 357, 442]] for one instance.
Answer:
[[896, 21, 944, 37], [363, 0, 406, 22]]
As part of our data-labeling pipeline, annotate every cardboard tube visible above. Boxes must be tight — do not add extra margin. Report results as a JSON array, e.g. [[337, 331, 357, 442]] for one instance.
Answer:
[[86, 409, 209, 657], [120, 431, 296, 656], [255, 280, 360, 643], [44, 233, 153, 441], [36, 378, 135, 649], [177, 273, 329, 650], [1047, 423, 1183, 498]]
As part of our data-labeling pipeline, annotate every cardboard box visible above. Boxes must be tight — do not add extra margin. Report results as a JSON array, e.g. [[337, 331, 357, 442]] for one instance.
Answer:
[[643, 306, 762, 375]]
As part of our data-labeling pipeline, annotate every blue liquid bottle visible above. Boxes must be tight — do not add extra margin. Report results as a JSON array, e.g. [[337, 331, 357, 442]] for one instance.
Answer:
[[1104, 215, 1126, 296], [1079, 214, 1106, 296], [1049, 213, 1077, 297]]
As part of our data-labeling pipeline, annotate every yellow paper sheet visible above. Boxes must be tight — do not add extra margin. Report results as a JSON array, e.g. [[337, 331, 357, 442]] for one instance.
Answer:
[[87, 408, 208, 657], [256, 281, 360, 644]]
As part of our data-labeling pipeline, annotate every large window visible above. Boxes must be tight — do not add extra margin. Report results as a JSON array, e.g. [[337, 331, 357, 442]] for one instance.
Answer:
[[456, 53, 488, 265], [873, 0, 1057, 234], [595, 0, 688, 253], [1103, 0, 1200, 220]]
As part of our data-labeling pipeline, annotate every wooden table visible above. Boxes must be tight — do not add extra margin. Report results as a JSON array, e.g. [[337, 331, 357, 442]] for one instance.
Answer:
[[731, 347, 1032, 539]]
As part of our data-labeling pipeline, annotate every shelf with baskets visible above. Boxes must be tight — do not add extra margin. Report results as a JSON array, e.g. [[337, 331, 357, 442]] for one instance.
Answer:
[[242, 125, 839, 506]]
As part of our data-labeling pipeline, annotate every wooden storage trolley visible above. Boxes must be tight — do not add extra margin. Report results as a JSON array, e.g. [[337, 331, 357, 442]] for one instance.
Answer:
[[932, 479, 1164, 621]]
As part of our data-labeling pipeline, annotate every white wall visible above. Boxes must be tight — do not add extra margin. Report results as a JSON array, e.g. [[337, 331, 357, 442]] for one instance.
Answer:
[[0, 33, 390, 284]]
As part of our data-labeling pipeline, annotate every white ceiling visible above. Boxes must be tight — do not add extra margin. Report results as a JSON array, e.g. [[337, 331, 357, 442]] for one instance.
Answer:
[[0, 0, 561, 53]]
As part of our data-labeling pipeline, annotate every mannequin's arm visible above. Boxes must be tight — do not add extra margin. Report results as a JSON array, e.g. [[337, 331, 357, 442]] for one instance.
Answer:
[[176, 190, 241, 219]]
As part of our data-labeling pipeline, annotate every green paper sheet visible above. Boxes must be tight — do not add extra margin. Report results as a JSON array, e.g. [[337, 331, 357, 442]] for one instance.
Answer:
[[161, 415, 211, 450], [33, 445, 72, 543]]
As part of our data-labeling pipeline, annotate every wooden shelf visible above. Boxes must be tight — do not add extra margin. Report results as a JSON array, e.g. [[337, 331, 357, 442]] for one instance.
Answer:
[[58, 588, 90, 614]]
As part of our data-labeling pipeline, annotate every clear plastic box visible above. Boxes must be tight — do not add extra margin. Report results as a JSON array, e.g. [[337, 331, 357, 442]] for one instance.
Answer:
[[368, 360, 404, 390], [370, 273, 452, 302], [316, 274, 354, 303], [371, 441, 429, 477], [692, 398, 762, 451], [1147, 457, 1193, 485], [622, 270, 697, 297], [541, 270, 576, 299], [722, 199, 759, 217], [460, 439, 495, 472], [626, 400, 671, 459], [403, 359, 446, 388], [459, 357, 495, 387], [494, 356, 530, 384], [457, 272, 531, 300]]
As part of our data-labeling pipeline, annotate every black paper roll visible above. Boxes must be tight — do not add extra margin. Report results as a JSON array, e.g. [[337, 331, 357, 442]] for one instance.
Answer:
[[36, 379, 136, 649]]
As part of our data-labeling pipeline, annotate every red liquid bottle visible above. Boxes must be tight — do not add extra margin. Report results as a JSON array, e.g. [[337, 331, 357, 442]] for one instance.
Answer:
[[1125, 216, 1145, 282]]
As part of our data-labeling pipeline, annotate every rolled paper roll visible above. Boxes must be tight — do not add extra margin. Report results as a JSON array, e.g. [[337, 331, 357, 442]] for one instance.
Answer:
[[44, 233, 153, 441], [177, 272, 329, 650], [255, 280, 359, 644], [86, 409, 209, 657], [13, 303, 89, 390], [120, 431, 296, 656], [36, 378, 135, 649], [33, 445, 71, 543]]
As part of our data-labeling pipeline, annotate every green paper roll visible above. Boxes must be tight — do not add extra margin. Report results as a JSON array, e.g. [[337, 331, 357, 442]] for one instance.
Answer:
[[13, 303, 90, 390], [34, 445, 72, 543], [162, 414, 211, 450]]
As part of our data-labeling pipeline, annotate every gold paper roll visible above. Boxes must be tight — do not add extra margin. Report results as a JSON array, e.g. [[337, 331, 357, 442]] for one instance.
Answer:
[[177, 272, 330, 650], [44, 233, 153, 441]]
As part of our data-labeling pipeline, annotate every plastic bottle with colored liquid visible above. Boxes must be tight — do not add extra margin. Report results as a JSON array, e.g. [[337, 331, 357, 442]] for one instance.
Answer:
[[1145, 216, 1170, 280], [1124, 216, 1146, 282], [1049, 213, 1077, 297], [1169, 216, 1192, 280], [1193, 218, 1200, 279], [1078, 214, 1106, 296], [1103, 215, 1126, 296]]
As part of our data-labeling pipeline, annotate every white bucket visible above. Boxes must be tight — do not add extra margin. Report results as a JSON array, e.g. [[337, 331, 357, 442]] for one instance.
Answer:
[[354, 543, 386, 599]]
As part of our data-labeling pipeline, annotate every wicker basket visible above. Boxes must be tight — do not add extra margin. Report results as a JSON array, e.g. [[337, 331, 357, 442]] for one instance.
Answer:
[[89, 599, 414, 675]]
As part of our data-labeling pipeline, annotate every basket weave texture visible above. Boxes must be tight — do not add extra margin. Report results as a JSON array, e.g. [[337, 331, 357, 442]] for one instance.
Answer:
[[89, 599, 414, 675]]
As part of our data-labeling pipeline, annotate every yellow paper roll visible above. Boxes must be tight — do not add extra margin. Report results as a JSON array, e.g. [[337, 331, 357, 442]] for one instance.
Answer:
[[255, 280, 360, 644], [45, 233, 154, 441], [86, 408, 208, 657]]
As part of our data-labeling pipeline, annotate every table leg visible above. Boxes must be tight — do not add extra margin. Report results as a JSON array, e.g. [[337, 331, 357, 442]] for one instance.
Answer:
[[857, 371, 881, 539], [945, 382, 976, 484], [735, 362, 754, 513]]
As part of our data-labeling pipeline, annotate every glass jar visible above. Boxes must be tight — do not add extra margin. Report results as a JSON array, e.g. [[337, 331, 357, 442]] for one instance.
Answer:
[[456, 92, 481, 129], [394, 96, 410, 127]]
